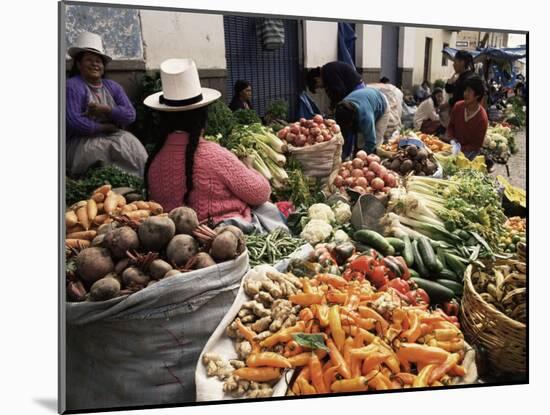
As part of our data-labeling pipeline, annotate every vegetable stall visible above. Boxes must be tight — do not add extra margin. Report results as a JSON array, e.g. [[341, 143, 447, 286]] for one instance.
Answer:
[[65, 102, 526, 404]]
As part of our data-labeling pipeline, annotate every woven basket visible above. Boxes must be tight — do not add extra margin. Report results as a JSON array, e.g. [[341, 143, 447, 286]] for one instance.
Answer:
[[460, 264, 526, 375]]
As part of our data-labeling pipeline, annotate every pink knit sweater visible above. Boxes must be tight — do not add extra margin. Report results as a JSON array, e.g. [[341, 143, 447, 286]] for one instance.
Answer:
[[147, 131, 271, 223]]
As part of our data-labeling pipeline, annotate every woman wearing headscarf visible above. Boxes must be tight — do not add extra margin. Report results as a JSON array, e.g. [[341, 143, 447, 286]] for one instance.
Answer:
[[66, 32, 148, 178]]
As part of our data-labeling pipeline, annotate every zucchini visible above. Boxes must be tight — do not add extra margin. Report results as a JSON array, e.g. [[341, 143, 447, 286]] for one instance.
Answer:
[[438, 268, 460, 281], [436, 248, 447, 269], [418, 237, 438, 272], [443, 252, 467, 276], [435, 279, 463, 296], [412, 239, 428, 277], [354, 230, 395, 256], [409, 268, 420, 279], [434, 257, 444, 273], [385, 237, 405, 253], [402, 235, 414, 267], [411, 277, 455, 304]]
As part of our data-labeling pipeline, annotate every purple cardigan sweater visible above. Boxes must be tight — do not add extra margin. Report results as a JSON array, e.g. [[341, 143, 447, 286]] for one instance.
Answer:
[[66, 75, 136, 139]]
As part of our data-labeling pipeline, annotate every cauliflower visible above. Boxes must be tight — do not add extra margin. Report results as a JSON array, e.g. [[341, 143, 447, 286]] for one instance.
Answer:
[[334, 229, 351, 243], [332, 201, 352, 225], [300, 219, 333, 245], [308, 203, 335, 224]]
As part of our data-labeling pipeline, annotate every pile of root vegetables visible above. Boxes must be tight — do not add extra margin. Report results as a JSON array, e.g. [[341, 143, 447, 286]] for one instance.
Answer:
[[331, 151, 399, 196], [381, 145, 439, 177], [277, 115, 341, 147], [66, 188, 246, 303]]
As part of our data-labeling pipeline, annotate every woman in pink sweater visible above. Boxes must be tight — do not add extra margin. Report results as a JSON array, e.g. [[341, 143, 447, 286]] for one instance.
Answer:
[[145, 109, 271, 224]]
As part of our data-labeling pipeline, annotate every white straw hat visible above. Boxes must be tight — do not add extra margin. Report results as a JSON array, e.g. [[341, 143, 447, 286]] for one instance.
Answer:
[[68, 31, 112, 63], [143, 58, 221, 111]]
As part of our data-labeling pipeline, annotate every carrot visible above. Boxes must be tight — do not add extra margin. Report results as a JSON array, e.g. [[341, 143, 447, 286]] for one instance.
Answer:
[[91, 192, 105, 203], [124, 210, 151, 220], [148, 201, 163, 215], [93, 184, 112, 195], [65, 210, 78, 227], [87, 199, 98, 223], [66, 230, 97, 241], [103, 192, 118, 214], [232, 367, 281, 382], [93, 214, 109, 225], [76, 206, 90, 230], [246, 352, 291, 368], [65, 239, 91, 249], [309, 353, 329, 393]]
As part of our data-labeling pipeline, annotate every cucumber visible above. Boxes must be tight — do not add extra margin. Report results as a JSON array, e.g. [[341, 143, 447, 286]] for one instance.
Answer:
[[409, 268, 420, 279], [354, 230, 395, 256], [402, 235, 414, 267], [438, 268, 460, 281], [412, 239, 428, 277], [385, 237, 405, 253], [435, 279, 463, 296], [418, 237, 438, 272], [433, 257, 444, 273], [411, 277, 455, 304], [354, 242, 375, 254], [436, 248, 447, 269], [443, 252, 467, 276]]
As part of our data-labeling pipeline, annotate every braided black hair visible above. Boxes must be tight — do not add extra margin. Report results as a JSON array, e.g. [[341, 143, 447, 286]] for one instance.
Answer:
[[144, 106, 209, 204]]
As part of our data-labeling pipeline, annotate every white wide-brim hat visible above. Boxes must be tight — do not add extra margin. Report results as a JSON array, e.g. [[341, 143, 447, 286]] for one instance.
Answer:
[[68, 31, 112, 63], [144, 58, 221, 112]]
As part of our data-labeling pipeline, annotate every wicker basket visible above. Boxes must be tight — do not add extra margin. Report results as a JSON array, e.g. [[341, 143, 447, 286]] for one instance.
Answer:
[[460, 264, 526, 375]]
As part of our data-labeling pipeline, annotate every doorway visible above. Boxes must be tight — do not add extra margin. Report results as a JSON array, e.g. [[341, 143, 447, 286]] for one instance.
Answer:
[[423, 37, 433, 82], [381, 25, 399, 84]]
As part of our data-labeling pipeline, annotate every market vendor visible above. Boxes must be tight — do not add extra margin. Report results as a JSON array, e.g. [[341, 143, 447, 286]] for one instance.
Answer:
[[445, 50, 476, 108], [415, 80, 432, 103], [413, 87, 445, 135], [229, 80, 253, 111], [335, 86, 390, 157], [144, 58, 275, 230], [66, 31, 148, 178], [446, 76, 489, 161], [307, 61, 365, 110]]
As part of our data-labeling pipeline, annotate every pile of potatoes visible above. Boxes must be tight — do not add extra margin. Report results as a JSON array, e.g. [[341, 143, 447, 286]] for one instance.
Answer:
[[66, 189, 247, 303]]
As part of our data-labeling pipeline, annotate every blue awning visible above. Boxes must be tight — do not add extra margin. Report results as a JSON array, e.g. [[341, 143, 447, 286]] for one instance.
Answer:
[[442, 46, 526, 63]]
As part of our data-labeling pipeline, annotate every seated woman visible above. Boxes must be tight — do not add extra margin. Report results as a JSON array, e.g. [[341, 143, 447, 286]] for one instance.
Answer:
[[415, 80, 432, 103], [144, 58, 274, 231], [335, 87, 390, 157], [66, 31, 148, 178], [446, 76, 489, 162], [413, 87, 445, 135], [229, 80, 253, 111]]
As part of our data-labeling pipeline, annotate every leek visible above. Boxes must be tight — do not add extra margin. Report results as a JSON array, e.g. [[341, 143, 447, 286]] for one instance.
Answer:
[[252, 152, 273, 180], [265, 157, 289, 182], [256, 140, 286, 166]]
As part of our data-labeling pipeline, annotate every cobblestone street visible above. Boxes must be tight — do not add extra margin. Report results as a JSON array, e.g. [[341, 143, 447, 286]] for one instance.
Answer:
[[491, 129, 526, 190]]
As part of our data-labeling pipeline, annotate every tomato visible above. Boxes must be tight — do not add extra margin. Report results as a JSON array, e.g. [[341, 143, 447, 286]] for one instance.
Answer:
[[368, 265, 388, 289], [349, 255, 376, 273]]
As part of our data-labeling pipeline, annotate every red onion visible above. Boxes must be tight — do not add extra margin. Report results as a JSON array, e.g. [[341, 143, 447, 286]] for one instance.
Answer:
[[352, 158, 364, 169], [313, 114, 324, 124], [356, 150, 368, 161], [351, 168, 364, 178]]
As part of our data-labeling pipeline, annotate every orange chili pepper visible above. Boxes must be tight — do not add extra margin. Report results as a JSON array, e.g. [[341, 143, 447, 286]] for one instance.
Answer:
[[309, 353, 329, 394], [350, 356, 362, 378], [330, 376, 369, 393], [344, 293, 360, 310], [288, 352, 312, 367], [329, 305, 346, 351], [317, 274, 348, 288], [301, 278, 313, 294], [314, 304, 330, 327], [392, 372, 416, 385], [233, 367, 282, 382], [323, 364, 341, 387], [327, 338, 351, 379], [412, 364, 437, 387], [358, 306, 389, 335], [429, 353, 461, 384], [296, 377, 317, 395], [401, 311, 422, 343], [343, 337, 355, 370], [284, 340, 304, 357], [349, 344, 379, 360], [305, 320, 314, 333], [449, 364, 466, 377], [435, 339, 465, 353], [434, 328, 462, 342], [396, 343, 450, 366], [361, 351, 390, 374], [420, 323, 431, 336], [291, 380, 301, 395], [296, 366, 311, 382], [326, 290, 348, 304], [289, 293, 324, 306], [365, 370, 392, 390], [246, 352, 292, 368], [260, 321, 306, 348], [235, 318, 257, 343], [299, 307, 314, 322]]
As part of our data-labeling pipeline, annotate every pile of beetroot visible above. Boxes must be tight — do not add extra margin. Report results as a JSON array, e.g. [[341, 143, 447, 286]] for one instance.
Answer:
[[66, 205, 246, 303]]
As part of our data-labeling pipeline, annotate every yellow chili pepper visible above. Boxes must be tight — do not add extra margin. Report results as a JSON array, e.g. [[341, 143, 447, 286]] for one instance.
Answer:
[[309, 353, 329, 394], [296, 377, 317, 395], [327, 338, 351, 379], [233, 367, 282, 382], [289, 293, 324, 306], [260, 321, 306, 348], [330, 377, 369, 393], [412, 364, 437, 387], [329, 305, 346, 351], [315, 304, 330, 327], [246, 352, 292, 368]]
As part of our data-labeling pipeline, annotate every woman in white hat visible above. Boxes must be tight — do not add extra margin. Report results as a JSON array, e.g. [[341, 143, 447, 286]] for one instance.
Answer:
[[144, 58, 274, 229], [66, 31, 148, 178]]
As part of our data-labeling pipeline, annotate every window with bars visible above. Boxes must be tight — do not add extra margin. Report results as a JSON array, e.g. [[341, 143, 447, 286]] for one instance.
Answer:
[[223, 15, 302, 120]]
